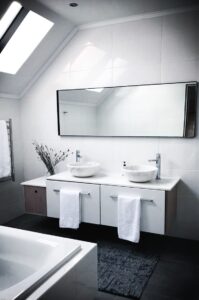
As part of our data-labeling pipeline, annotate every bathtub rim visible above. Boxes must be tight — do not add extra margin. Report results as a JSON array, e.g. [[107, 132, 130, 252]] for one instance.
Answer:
[[0, 226, 82, 300]]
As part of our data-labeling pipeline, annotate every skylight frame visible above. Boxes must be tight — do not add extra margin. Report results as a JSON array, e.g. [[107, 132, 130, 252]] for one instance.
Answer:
[[0, 1, 22, 39], [0, 2, 28, 53]]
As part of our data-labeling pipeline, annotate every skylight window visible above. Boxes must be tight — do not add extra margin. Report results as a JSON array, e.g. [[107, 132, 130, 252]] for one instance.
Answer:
[[0, 1, 22, 39], [0, 10, 54, 74], [86, 88, 104, 93]]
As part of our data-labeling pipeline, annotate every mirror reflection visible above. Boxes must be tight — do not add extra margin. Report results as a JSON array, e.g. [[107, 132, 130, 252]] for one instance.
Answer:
[[57, 82, 197, 137]]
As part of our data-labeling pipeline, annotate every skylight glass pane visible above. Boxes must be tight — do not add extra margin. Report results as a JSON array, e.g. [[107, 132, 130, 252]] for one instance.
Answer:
[[0, 11, 54, 74], [0, 1, 22, 39]]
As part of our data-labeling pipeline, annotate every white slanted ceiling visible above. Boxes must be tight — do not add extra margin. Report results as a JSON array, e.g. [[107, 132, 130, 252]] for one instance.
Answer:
[[0, 0, 76, 98], [0, 0, 198, 99]]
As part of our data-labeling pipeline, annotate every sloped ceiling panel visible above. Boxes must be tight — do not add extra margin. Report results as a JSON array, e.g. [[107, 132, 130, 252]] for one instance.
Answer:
[[0, 0, 198, 97], [0, 0, 75, 96]]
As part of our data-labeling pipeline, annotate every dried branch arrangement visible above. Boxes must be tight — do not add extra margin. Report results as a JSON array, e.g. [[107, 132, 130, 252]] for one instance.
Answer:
[[33, 141, 70, 175]]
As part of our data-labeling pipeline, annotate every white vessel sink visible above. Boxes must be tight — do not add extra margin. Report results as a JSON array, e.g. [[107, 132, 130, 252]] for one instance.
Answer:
[[67, 162, 100, 177], [122, 165, 158, 183]]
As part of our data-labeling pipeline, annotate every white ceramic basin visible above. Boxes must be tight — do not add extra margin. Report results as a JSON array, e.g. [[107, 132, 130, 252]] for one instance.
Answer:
[[122, 165, 158, 183], [67, 162, 100, 177]]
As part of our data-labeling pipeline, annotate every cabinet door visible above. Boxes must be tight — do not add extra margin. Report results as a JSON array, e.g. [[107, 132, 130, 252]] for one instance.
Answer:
[[101, 185, 165, 235], [24, 186, 47, 216], [47, 180, 100, 224]]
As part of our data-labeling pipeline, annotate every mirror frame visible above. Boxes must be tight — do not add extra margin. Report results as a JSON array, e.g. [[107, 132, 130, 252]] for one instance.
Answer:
[[57, 81, 198, 138]]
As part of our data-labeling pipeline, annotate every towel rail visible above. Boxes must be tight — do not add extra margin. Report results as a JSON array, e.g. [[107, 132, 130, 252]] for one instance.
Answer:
[[6, 119, 15, 181], [0, 119, 15, 182], [53, 189, 90, 196], [53, 190, 153, 202], [110, 195, 153, 203]]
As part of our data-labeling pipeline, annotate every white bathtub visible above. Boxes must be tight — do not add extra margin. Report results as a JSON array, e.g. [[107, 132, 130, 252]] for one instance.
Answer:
[[0, 226, 81, 300]]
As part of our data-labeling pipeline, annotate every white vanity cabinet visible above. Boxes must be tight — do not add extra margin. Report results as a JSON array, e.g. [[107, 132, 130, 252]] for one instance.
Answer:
[[101, 185, 165, 235], [46, 180, 100, 224], [45, 172, 179, 235]]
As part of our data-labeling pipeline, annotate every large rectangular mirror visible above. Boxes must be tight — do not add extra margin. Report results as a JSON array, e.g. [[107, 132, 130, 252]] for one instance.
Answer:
[[57, 82, 197, 138]]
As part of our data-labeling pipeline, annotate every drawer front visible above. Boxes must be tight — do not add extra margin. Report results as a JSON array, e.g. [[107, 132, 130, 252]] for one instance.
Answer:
[[101, 185, 165, 234], [47, 180, 100, 224], [24, 186, 47, 216]]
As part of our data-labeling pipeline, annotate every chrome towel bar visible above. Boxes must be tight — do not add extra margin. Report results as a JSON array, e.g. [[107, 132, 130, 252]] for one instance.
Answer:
[[110, 195, 153, 203], [53, 189, 90, 196]]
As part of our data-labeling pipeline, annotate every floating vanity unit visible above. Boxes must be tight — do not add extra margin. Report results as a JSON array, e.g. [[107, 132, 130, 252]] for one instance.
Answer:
[[22, 173, 179, 236], [46, 172, 179, 235]]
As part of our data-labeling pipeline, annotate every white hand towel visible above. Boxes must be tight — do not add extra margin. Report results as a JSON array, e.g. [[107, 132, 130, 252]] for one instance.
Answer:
[[59, 189, 80, 229], [118, 195, 141, 243], [0, 120, 11, 179]]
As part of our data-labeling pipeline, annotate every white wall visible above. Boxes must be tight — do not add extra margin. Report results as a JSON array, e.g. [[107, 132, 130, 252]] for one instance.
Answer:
[[20, 9, 199, 240], [0, 98, 24, 223]]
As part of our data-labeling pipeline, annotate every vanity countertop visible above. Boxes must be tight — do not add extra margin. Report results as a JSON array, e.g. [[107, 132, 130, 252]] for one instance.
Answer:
[[21, 177, 47, 188], [21, 173, 180, 191], [47, 172, 180, 191]]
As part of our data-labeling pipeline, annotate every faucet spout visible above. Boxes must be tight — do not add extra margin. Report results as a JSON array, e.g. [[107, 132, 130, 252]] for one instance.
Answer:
[[76, 150, 82, 163], [148, 153, 161, 180]]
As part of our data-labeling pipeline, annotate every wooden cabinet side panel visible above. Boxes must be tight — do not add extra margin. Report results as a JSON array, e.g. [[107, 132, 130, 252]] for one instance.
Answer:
[[24, 186, 47, 216], [165, 186, 177, 234]]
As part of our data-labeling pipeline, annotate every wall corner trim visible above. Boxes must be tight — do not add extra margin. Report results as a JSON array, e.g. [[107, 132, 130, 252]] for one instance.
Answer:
[[0, 93, 20, 100], [78, 5, 199, 30]]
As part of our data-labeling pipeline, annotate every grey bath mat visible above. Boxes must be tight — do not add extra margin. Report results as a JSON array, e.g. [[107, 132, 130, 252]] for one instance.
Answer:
[[98, 241, 159, 299]]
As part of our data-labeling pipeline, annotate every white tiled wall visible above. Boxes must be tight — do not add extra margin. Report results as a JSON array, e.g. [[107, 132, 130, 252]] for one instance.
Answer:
[[20, 10, 199, 240]]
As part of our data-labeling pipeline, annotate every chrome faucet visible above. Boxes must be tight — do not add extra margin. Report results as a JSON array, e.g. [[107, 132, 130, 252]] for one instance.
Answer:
[[148, 153, 161, 180], [76, 150, 82, 162]]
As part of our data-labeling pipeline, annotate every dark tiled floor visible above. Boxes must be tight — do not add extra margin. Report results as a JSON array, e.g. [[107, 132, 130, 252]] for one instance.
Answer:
[[4, 214, 199, 300]]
